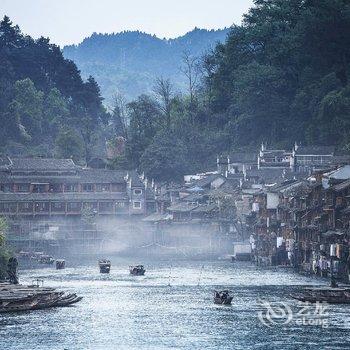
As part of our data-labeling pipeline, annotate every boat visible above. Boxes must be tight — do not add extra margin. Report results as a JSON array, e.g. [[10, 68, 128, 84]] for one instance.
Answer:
[[214, 290, 233, 305], [53, 293, 83, 307], [0, 283, 83, 313], [129, 265, 145, 276], [99, 259, 111, 273], [38, 255, 55, 265], [55, 259, 65, 270], [291, 287, 350, 304]]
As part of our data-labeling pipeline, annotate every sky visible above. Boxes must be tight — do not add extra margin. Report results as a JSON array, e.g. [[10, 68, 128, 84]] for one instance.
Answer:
[[0, 0, 254, 47]]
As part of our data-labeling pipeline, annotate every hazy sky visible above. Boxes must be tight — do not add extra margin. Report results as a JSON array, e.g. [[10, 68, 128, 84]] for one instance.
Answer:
[[1, 0, 254, 46]]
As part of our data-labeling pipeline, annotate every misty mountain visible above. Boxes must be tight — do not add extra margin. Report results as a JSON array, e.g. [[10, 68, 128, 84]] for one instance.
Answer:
[[63, 28, 230, 104]]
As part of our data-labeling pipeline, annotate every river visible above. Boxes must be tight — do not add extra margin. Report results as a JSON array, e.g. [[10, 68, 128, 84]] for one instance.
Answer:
[[1, 259, 350, 350]]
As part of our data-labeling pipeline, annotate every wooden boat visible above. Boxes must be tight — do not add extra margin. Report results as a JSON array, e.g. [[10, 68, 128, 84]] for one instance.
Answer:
[[53, 293, 83, 307], [214, 290, 233, 305], [129, 265, 145, 276], [0, 295, 39, 313], [0, 283, 83, 313], [99, 259, 111, 273], [39, 255, 55, 265], [56, 259, 65, 270], [291, 287, 350, 304]]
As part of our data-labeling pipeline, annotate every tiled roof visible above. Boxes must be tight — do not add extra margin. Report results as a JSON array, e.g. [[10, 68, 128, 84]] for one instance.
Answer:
[[246, 168, 285, 184], [9, 157, 78, 171], [79, 169, 127, 183], [331, 179, 350, 192], [167, 202, 198, 212], [295, 146, 335, 156], [182, 192, 207, 202], [261, 150, 289, 157], [192, 174, 225, 188], [229, 152, 257, 163]]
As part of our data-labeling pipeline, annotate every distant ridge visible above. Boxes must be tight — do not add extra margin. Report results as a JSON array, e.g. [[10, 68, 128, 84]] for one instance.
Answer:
[[63, 28, 230, 104]]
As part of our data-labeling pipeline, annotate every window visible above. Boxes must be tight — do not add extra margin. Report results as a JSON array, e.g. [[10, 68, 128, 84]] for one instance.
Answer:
[[82, 184, 94, 192], [133, 201, 141, 209], [50, 184, 63, 193], [17, 184, 30, 192], [65, 184, 78, 192], [133, 189, 142, 195], [35, 202, 48, 212], [116, 202, 125, 208], [96, 184, 110, 192], [83, 202, 97, 211], [32, 184, 47, 193], [52, 202, 65, 211]]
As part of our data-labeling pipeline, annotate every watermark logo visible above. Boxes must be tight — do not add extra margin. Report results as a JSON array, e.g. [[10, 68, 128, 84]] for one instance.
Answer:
[[258, 300, 329, 328], [258, 301, 293, 327]]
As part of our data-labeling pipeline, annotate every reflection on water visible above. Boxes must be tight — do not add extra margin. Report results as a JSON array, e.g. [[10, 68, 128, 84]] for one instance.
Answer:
[[1, 259, 350, 350]]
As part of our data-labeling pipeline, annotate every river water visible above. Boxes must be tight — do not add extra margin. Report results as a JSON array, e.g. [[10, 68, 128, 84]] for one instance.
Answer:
[[1, 259, 350, 350]]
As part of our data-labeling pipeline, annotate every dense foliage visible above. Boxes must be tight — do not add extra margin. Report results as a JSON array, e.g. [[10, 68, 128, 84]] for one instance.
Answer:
[[124, 0, 350, 180], [1, 0, 350, 182], [0, 16, 108, 163], [63, 28, 230, 103], [204, 0, 350, 149]]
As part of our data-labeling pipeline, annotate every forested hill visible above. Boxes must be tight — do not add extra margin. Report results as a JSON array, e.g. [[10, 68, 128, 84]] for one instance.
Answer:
[[63, 28, 230, 103], [124, 0, 350, 181], [0, 16, 107, 162]]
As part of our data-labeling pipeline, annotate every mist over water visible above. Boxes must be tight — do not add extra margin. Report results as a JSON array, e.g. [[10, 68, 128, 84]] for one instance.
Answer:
[[2, 258, 350, 350]]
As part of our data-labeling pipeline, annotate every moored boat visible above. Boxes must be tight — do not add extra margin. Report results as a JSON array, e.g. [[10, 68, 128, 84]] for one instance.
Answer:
[[99, 259, 111, 273], [291, 287, 350, 304], [0, 283, 83, 313], [129, 265, 145, 276], [214, 290, 233, 305]]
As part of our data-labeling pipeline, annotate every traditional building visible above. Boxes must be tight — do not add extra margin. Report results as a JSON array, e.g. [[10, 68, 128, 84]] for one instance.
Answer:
[[292, 145, 336, 172], [258, 143, 292, 169], [0, 157, 155, 218]]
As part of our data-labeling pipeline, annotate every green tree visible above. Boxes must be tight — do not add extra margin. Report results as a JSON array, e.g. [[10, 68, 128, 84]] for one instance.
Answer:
[[55, 128, 84, 163], [11, 79, 44, 140], [140, 131, 189, 182], [126, 95, 161, 167]]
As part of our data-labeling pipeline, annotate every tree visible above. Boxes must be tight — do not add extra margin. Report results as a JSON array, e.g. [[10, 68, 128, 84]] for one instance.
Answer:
[[126, 95, 161, 167], [43, 88, 70, 134], [180, 51, 200, 122], [0, 17, 108, 160], [140, 131, 189, 182], [153, 77, 174, 128], [11, 79, 44, 140], [110, 93, 128, 138], [55, 128, 84, 163], [71, 76, 109, 163]]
